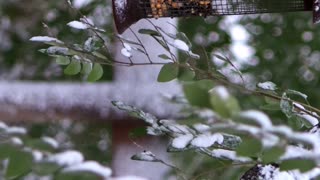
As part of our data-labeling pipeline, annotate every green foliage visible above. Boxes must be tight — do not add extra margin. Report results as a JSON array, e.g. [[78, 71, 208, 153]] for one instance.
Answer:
[[157, 63, 179, 82]]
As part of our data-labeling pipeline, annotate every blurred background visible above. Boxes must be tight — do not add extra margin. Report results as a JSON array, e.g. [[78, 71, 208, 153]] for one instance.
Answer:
[[1, 0, 320, 179]]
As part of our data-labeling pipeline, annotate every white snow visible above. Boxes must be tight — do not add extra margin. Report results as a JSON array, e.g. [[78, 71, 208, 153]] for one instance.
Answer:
[[42, 136, 59, 149], [0, 122, 7, 129], [134, 151, 157, 162], [73, 0, 93, 9], [209, 86, 230, 100], [10, 137, 23, 145], [171, 134, 193, 149], [259, 164, 277, 180], [239, 110, 272, 129], [63, 161, 112, 178], [173, 39, 189, 51], [32, 150, 43, 162], [257, 81, 277, 91], [67, 21, 89, 30], [29, 36, 64, 44], [48, 150, 84, 166], [191, 133, 224, 148], [193, 123, 211, 132], [5, 126, 27, 134], [121, 48, 132, 57], [123, 43, 132, 51], [298, 114, 319, 126], [211, 149, 251, 162]]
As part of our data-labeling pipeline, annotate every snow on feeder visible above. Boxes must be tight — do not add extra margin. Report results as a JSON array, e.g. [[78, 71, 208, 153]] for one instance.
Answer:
[[112, 0, 320, 34]]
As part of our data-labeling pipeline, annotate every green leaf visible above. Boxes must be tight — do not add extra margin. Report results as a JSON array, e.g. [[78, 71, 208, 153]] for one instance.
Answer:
[[64, 59, 81, 75], [33, 161, 61, 176], [280, 158, 316, 172], [183, 80, 213, 107], [178, 67, 195, 82], [158, 54, 171, 60], [138, 29, 160, 36], [25, 139, 56, 152], [6, 150, 33, 179], [81, 62, 92, 75], [157, 63, 179, 82], [87, 63, 103, 82], [260, 103, 281, 111], [236, 138, 262, 157], [56, 171, 101, 180], [183, 80, 214, 108], [209, 87, 240, 118], [261, 146, 285, 163], [56, 56, 71, 65]]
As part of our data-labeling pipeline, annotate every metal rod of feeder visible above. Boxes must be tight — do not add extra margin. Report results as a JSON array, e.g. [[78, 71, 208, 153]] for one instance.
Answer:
[[112, 0, 315, 34]]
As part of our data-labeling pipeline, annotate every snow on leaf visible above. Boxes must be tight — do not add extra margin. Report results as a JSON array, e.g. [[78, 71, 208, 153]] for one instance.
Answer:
[[48, 150, 84, 166], [298, 114, 319, 127], [209, 86, 230, 100], [211, 149, 251, 162], [47, 46, 69, 56], [173, 39, 189, 51], [67, 21, 89, 30], [121, 48, 132, 57], [171, 134, 193, 149], [191, 133, 224, 148], [63, 161, 112, 178], [239, 110, 272, 129], [131, 151, 160, 162], [30, 36, 64, 45], [42, 137, 59, 149], [111, 101, 157, 125], [5, 126, 27, 135], [257, 81, 277, 91], [193, 123, 211, 132]]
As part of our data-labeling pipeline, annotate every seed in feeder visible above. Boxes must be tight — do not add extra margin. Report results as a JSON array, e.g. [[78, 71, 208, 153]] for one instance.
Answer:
[[171, 2, 183, 9], [161, 3, 167, 12]]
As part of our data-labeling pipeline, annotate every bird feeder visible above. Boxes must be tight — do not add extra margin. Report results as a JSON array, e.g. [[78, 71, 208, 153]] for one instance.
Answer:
[[113, 0, 320, 34]]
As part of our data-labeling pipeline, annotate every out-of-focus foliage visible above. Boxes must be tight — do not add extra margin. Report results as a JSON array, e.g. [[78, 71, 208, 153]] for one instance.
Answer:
[[0, 120, 112, 179], [0, 0, 113, 80]]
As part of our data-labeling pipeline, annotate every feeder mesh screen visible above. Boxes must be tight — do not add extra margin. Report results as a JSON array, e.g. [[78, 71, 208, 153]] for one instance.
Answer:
[[140, 0, 308, 18]]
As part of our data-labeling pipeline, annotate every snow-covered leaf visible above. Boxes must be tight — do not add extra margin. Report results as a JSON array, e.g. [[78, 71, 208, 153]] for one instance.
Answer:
[[111, 101, 157, 125], [257, 81, 277, 91], [237, 110, 272, 129], [131, 151, 160, 162], [67, 21, 89, 30], [47, 46, 70, 56], [171, 134, 193, 149], [62, 161, 112, 178], [30, 36, 64, 45], [172, 39, 189, 51], [190, 133, 224, 148]]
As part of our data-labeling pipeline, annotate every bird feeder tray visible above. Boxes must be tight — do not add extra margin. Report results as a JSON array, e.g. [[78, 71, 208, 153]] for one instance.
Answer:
[[112, 0, 319, 34]]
